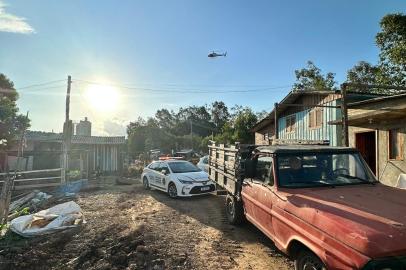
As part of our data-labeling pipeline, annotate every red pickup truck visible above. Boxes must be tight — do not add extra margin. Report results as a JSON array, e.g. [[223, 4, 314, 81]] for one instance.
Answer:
[[208, 142, 406, 270]]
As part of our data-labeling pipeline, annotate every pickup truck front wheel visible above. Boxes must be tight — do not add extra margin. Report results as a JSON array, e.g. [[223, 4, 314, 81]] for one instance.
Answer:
[[295, 250, 326, 270], [226, 195, 244, 225]]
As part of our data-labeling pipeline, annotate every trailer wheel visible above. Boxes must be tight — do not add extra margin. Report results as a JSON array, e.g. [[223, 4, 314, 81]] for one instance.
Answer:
[[294, 250, 326, 270], [226, 195, 244, 225]]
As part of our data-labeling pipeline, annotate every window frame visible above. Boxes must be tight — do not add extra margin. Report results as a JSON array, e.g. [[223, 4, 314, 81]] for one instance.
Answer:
[[285, 114, 296, 133], [253, 154, 275, 186], [309, 108, 323, 129], [388, 129, 404, 161]]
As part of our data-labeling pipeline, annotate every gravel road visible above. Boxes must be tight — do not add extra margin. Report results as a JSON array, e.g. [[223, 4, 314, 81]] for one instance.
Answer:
[[0, 181, 293, 270]]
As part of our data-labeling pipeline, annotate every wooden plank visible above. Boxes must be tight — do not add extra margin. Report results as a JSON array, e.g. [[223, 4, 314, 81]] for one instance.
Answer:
[[13, 183, 61, 191], [0, 177, 61, 183], [0, 168, 62, 176]]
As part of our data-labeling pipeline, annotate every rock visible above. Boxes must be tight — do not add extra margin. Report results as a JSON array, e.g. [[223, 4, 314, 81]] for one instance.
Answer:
[[135, 245, 149, 254], [127, 263, 138, 270]]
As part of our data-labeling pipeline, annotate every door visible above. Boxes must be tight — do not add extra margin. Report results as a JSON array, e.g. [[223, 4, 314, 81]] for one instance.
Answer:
[[355, 131, 376, 175], [241, 155, 275, 238], [156, 162, 170, 188]]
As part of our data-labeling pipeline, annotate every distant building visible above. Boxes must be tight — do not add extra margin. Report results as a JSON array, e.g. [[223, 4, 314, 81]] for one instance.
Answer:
[[76, 117, 92, 136], [1, 131, 125, 174]]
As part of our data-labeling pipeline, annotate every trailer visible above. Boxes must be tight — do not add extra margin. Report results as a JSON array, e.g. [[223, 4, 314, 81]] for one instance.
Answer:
[[208, 142, 253, 197]]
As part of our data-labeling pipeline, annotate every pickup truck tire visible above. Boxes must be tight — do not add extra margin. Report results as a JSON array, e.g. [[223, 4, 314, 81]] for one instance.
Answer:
[[294, 249, 326, 270], [143, 176, 150, 190], [226, 195, 244, 225]]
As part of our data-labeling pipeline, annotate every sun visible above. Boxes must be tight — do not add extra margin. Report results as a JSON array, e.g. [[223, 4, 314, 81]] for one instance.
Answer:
[[84, 84, 119, 112]]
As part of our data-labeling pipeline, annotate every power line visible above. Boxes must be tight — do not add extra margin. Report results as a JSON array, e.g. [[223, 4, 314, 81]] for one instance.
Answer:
[[73, 79, 292, 94], [17, 79, 66, 90]]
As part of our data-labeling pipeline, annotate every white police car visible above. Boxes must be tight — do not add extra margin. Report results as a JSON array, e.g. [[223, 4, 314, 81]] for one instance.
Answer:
[[141, 159, 215, 198]]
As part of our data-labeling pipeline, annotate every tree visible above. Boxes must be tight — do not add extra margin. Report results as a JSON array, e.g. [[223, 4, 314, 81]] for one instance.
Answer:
[[155, 109, 175, 131], [293, 61, 337, 91], [211, 101, 230, 133], [0, 74, 30, 151], [376, 13, 406, 86], [232, 107, 258, 144], [346, 61, 380, 85]]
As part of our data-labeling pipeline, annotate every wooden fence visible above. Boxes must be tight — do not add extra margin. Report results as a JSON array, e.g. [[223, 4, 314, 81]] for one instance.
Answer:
[[0, 168, 63, 191]]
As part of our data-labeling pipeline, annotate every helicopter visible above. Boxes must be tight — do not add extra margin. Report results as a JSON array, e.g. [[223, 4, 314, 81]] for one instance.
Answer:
[[208, 51, 227, 58]]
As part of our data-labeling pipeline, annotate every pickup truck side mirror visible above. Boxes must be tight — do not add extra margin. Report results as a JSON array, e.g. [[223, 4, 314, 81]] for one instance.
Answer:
[[244, 159, 256, 178]]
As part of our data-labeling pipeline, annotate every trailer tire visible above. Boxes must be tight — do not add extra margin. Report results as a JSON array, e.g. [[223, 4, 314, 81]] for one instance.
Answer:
[[226, 195, 244, 225]]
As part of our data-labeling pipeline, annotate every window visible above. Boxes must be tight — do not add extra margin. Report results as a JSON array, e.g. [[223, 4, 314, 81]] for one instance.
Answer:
[[149, 162, 160, 171], [285, 115, 296, 133], [389, 129, 404, 160], [277, 152, 375, 188], [309, 108, 323, 128], [255, 156, 274, 186]]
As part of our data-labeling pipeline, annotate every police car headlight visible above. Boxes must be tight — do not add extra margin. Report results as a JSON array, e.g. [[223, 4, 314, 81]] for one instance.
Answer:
[[179, 180, 194, 185]]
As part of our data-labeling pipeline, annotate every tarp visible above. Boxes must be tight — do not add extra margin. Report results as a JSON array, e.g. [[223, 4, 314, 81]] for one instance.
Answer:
[[397, 174, 406, 189], [10, 201, 84, 237]]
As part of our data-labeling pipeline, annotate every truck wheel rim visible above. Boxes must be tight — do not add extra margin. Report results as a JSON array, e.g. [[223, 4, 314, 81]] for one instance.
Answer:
[[168, 185, 177, 197], [227, 200, 235, 217], [143, 178, 148, 188], [303, 260, 322, 270]]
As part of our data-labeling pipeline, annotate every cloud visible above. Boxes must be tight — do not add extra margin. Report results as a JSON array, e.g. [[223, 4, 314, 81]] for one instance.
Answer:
[[0, 1, 35, 34]]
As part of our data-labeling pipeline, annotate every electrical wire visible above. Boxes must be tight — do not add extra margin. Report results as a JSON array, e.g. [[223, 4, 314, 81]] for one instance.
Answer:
[[73, 79, 292, 94], [16, 79, 66, 90]]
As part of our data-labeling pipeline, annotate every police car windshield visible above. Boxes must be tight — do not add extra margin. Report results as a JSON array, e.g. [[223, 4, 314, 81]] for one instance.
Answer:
[[169, 162, 201, 173]]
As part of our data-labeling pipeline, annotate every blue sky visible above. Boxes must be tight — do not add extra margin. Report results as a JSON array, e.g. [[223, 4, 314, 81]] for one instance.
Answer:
[[1, 0, 405, 136]]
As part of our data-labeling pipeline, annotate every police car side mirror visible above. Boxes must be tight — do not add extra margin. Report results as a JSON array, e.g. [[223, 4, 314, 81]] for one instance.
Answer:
[[244, 159, 256, 178], [161, 169, 169, 175]]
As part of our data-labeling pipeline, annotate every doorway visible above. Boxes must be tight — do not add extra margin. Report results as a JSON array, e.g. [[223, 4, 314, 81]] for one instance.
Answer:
[[355, 131, 376, 175]]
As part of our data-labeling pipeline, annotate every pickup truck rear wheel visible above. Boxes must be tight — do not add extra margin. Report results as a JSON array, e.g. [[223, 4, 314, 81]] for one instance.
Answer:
[[226, 195, 244, 225], [295, 250, 326, 270]]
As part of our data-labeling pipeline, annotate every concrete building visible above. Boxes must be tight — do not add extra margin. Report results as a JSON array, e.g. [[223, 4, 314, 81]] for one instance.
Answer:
[[76, 117, 92, 136]]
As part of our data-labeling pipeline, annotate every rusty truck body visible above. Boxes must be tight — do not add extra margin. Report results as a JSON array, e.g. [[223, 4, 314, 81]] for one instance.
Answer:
[[208, 141, 406, 270]]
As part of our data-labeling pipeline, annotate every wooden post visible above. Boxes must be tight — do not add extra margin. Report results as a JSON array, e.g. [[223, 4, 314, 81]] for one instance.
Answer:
[[341, 83, 349, 147], [274, 102, 279, 141], [62, 75, 72, 184], [0, 113, 28, 224]]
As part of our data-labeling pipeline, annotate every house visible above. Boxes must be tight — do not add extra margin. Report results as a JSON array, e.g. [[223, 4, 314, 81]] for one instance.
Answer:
[[22, 131, 126, 173], [334, 94, 406, 187], [252, 90, 385, 146]]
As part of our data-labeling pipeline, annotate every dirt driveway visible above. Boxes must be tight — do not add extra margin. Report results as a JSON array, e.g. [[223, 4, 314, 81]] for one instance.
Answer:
[[0, 181, 293, 270]]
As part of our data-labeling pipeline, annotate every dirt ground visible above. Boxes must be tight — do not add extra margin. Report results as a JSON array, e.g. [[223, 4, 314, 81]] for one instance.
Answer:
[[0, 180, 293, 270]]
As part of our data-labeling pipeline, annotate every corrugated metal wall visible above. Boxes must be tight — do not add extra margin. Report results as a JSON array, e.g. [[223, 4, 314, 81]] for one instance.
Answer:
[[278, 100, 342, 146]]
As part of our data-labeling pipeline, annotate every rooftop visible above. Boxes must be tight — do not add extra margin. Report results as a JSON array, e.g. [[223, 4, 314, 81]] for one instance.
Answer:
[[26, 131, 126, 145]]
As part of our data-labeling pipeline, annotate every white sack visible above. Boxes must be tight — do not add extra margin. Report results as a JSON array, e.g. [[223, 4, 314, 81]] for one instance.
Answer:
[[10, 201, 84, 237]]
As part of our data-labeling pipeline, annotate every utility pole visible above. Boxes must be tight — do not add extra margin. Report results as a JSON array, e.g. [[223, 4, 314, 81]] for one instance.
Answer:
[[341, 83, 349, 147], [274, 102, 279, 142], [190, 120, 193, 150], [62, 75, 72, 183]]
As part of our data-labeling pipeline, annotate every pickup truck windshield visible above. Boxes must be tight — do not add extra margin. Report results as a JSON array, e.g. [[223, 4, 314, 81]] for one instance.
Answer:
[[168, 162, 201, 173], [276, 152, 375, 188]]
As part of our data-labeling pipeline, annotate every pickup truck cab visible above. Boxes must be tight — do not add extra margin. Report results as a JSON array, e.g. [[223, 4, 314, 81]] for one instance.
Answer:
[[208, 142, 406, 270]]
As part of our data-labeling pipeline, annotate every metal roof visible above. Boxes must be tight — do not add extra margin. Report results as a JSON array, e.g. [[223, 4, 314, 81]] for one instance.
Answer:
[[26, 131, 125, 145], [256, 145, 357, 154]]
